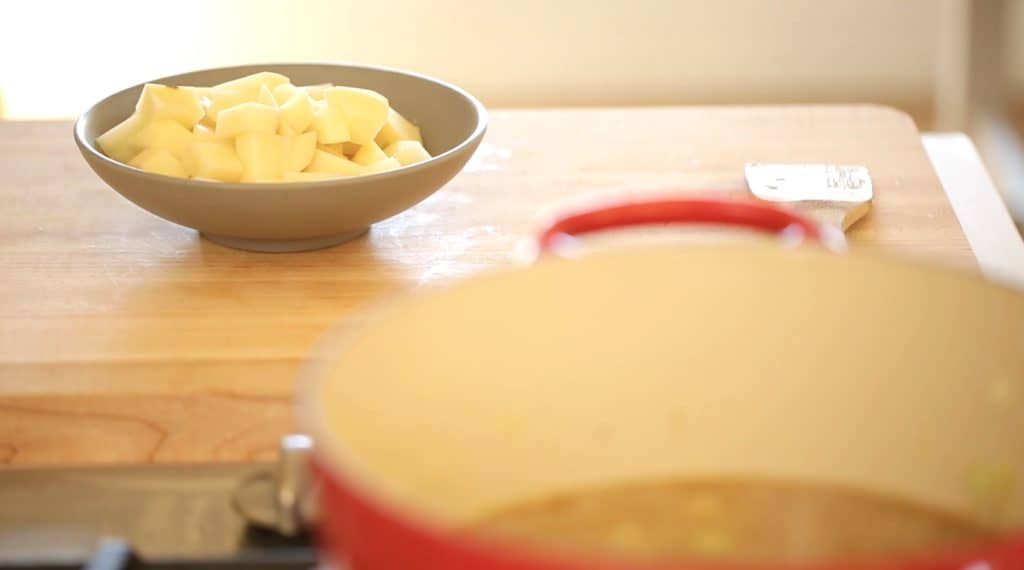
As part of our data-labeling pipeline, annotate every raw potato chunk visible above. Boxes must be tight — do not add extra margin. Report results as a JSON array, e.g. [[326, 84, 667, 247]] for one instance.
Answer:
[[311, 104, 350, 144], [285, 131, 318, 172], [283, 171, 342, 182], [96, 113, 147, 163], [137, 84, 204, 128], [198, 114, 217, 130], [306, 149, 365, 176], [216, 102, 279, 138], [280, 93, 316, 134], [205, 88, 254, 121], [363, 157, 401, 174], [236, 133, 285, 182], [385, 140, 431, 166], [185, 141, 244, 182], [135, 119, 193, 159], [375, 108, 422, 148], [96, 72, 429, 184], [302, 84, 333, 100], [318, 142, 360, 157], [352, 142, 388, 166], [129, 148, 188, 178], [213, 72, 290, 96], [257, 85, 278, 108], [273, 83, 299, 105], [324, 87, 388, 144], [318, 143, 348, 157], [192, 123, 223, 142]]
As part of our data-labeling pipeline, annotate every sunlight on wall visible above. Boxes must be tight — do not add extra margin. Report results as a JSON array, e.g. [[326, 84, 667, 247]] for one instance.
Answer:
[[0, 1, 356, 118], [1, 0, 1022, 119]]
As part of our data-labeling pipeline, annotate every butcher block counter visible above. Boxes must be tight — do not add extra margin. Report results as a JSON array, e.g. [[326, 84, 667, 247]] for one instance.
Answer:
[[0, 105, 1008, 465]]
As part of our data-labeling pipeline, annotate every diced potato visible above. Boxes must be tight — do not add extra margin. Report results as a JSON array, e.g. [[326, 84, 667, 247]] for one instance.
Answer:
[[236, 133, 284, 182], [375, 108, 422, 148], [324, 86, 388, 144], [212, 72, 290, 96], [96, 112, 146, 163], [129, 148, 188, 178], [135, 118, 193, 159], [257, 85, 278, 108], [385, 140, 431, 166], [185, 141, 243, 182], [205, 88, 255, 121], [319, 142, 360, 157], [283, 171, 342, 182], [306, 149, 365, 176], [285, 131, 318, 172], [216, 102, 279, 138], [310, 104, 350, 144], [198, 113, 217, 130], [363, 157, 401, 174], [280, 93, 315, 134], [273, 83, 299, 105], [301, 83, 332, 100], [192, 123, 224, 142], [136, 84, 205, 128], [95, 72, 428, 184], [318, 143, 347, 157], [352, 142, 388, 165]]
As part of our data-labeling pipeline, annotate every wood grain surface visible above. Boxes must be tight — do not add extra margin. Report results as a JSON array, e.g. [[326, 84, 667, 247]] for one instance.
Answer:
[[0, 106, 975, 465]]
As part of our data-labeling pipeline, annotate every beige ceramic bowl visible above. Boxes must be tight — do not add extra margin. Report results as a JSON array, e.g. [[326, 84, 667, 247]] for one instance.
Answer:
[[74, 63, 487, 252]]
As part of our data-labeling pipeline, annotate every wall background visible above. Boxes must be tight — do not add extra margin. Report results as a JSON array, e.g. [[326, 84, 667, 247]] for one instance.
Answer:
[[1, 0, 1022, 119]]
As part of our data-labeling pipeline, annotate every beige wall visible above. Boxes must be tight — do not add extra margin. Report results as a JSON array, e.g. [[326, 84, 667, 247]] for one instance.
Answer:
[[2, 0, 1022, 118]]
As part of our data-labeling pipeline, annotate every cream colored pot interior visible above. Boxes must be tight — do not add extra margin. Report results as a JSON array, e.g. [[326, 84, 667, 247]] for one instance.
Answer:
[[314, 244, 1024, 529]]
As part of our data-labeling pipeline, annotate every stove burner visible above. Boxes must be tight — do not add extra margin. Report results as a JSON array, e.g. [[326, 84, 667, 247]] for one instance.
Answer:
[[10, 537, 318, 570], [0, 437, 319, 569], [0, 535, 316, 570]]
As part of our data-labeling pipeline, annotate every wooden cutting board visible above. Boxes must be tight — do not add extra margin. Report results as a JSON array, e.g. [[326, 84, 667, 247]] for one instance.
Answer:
[[0, 106, 973, 465]]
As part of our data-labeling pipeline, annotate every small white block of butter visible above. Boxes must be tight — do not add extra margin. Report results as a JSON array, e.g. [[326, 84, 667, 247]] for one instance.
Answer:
[[745, 163, 873, 231]]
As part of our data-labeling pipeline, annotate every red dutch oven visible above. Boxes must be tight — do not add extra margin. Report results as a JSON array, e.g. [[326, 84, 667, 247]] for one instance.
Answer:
[[299, 197, 1024, 570]]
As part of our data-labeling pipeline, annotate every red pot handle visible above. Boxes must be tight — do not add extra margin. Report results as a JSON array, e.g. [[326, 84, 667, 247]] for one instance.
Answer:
[[536, 196, 838, 254]]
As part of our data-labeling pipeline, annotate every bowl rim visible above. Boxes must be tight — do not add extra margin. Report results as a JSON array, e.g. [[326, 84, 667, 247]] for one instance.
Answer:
[[73, 61, 489, 190]]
